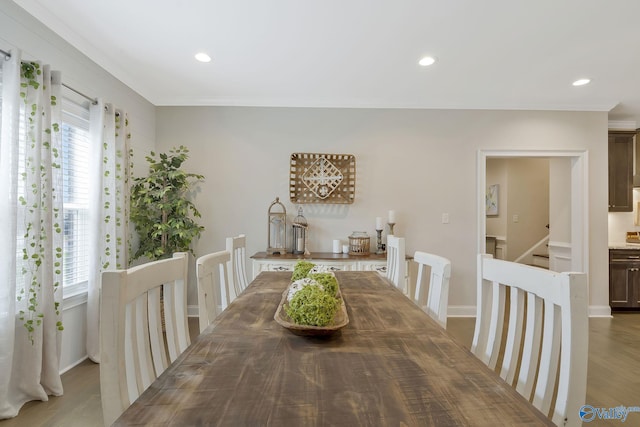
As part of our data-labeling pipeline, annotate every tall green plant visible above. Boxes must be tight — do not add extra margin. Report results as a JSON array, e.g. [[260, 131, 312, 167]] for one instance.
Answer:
[[130, 146, 204, 261]]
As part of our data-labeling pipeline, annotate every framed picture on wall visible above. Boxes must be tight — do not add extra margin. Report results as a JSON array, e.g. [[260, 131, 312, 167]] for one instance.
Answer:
[[486, 184, 499, 216]]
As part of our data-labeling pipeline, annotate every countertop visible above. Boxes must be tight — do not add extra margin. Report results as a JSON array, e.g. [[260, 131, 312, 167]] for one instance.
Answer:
[[609, 243, 640, 250]]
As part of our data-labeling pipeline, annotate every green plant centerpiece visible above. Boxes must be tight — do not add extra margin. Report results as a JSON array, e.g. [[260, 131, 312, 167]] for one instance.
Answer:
[[284, 262, 341, 327], [291, 261, 315, 281], [286, 285, 339, 327], [130, 145, 204, 261]]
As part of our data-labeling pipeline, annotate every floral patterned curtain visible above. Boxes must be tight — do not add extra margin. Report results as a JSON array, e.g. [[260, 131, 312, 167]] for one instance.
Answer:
[[86, 101, 130, 362], [0, 50, 64, 418]]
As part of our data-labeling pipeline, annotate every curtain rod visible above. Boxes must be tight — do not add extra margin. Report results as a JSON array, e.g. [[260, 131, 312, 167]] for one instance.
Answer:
[[1, 48, 98, 105]]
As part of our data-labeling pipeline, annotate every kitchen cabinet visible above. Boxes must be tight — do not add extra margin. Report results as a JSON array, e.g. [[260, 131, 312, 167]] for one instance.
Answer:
[[609, 249, 640, 309], [608, 131, 635, 212]]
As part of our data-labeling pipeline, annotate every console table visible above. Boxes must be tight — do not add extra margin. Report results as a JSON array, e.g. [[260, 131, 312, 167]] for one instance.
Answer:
[[250, 252, 412, 293]]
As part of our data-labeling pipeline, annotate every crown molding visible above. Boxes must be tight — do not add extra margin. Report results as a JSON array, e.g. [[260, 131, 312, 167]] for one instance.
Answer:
[[608, 120, 637, 130]]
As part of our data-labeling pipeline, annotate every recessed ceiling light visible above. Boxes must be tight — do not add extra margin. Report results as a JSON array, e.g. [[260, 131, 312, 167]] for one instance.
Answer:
[[195, 52, 211, 63], [572, 78, 591, 86], [418, 56, 436, 67]]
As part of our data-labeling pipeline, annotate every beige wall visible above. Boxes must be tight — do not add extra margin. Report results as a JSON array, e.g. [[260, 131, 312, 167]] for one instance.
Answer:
[[505, 158, 550, 261], [156, 106, 609, 313]]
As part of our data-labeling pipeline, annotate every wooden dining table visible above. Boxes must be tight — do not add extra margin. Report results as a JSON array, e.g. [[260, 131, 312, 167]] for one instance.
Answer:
[[114, 271, 553, 426]]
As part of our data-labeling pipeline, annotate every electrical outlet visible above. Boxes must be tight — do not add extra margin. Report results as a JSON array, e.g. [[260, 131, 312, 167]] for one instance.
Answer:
[[513, 214, 519, 223], [442, 213, 450, 224]]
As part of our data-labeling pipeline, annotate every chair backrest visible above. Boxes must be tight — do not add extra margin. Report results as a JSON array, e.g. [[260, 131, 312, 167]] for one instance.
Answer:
[[226, 234, 249, 300], [100, 252, 190, 426], [413, 251, 451, 328], [386, 235, 406, 292], [471, 254, 588, 427], [196, 250, 232, 333]]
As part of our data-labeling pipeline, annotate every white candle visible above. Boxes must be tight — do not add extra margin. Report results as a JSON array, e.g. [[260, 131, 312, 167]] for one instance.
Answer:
[[375, 216, 383, 230], [388, 210, 396, 223], [333, 239, 341, 253]]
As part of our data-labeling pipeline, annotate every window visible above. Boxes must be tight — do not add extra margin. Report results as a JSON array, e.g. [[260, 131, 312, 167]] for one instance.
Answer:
[[61, 97, 91, 297], [1, 68, 91, 298], [0, 63, 3, 120]]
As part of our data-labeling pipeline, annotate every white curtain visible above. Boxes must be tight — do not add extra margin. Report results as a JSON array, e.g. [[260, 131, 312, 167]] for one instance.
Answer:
[[86, 101, 130, 362], [0, 50, 64, 418]]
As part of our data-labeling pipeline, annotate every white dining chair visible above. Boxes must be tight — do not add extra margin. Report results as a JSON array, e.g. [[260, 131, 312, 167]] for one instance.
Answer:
[[471, 254, 588, 427], [413, 251, 451, 328], [226, 234, 249, 300], [196, 250, 231, 333], [386, 235, 406, 293], [100, 252, 190, 427]]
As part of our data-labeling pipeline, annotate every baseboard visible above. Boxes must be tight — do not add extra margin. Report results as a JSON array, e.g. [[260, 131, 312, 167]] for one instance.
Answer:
[[447, 306, 476, 317], [188, 305, 199, 317], [588, 305, 612, 317], [59, 355, 89, 375]]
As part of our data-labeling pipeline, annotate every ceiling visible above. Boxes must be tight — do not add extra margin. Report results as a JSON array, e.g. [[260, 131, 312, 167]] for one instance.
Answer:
[[13, 0, 640, 125]]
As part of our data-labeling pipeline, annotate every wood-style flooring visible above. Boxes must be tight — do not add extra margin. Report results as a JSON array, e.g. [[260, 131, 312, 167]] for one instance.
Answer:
[[2, 314, 639, 426]]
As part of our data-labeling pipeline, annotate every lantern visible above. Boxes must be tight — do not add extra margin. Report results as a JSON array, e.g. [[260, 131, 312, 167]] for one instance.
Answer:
[[292, 207, 308, 255], [267, 197, 287, 255]]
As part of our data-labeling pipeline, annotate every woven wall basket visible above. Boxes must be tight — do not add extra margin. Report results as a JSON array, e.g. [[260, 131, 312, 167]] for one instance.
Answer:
[[289, 153, 356, 204]]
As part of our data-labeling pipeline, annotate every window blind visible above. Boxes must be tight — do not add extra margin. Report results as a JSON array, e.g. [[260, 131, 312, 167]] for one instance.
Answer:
[[61, 97, 91, 296]]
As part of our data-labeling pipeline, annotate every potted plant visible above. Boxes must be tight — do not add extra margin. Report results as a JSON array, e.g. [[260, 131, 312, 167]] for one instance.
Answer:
[[130, 145, 204, 262]]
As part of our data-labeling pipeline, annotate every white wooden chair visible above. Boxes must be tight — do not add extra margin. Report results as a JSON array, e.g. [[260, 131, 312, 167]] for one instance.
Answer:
[[413, 251, 451, 328], [196, 250, 231, 333], [226, 234, 249, 300], [471, 254, 588, 427], [386, 235, 406, 293], [100, 252, 190, 426]]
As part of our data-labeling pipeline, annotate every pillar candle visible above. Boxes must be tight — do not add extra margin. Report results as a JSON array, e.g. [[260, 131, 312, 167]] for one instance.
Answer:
[[388, 210, 396, 223], [376, 216, 383, 230]]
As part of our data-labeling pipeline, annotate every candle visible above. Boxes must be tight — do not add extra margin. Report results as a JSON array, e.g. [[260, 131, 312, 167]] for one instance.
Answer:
[[333, 239, 341, 253], [388, 210, 396, 223], [375, 216, 383, 230]]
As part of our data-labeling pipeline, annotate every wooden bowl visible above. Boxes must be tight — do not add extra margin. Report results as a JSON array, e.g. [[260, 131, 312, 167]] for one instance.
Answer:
[[274, 286, 349, 336]]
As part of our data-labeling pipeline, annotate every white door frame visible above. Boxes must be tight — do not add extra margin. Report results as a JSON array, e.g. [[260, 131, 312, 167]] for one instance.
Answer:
[[477, 149, 589, 273]]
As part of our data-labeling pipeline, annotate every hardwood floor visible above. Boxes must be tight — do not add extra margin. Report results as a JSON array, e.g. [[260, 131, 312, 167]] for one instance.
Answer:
[[2, 314, 639, 426], [448, 313, 640, 427]]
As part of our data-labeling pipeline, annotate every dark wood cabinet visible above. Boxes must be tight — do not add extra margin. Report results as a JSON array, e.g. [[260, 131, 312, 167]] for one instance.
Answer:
[[608, 131, 634, 212], [609, 249, 640, 309]]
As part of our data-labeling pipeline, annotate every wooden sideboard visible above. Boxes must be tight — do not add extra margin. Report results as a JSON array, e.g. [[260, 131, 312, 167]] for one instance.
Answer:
[[250, 252, 412, 293]]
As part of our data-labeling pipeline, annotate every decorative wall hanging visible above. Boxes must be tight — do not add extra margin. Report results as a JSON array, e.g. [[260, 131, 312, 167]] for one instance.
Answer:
[[290, 153, 356, 204], [486, 184, 499, 216]]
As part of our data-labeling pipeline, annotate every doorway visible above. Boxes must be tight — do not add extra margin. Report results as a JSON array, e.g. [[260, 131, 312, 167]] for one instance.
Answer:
[[477, 150, 588, 273]]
